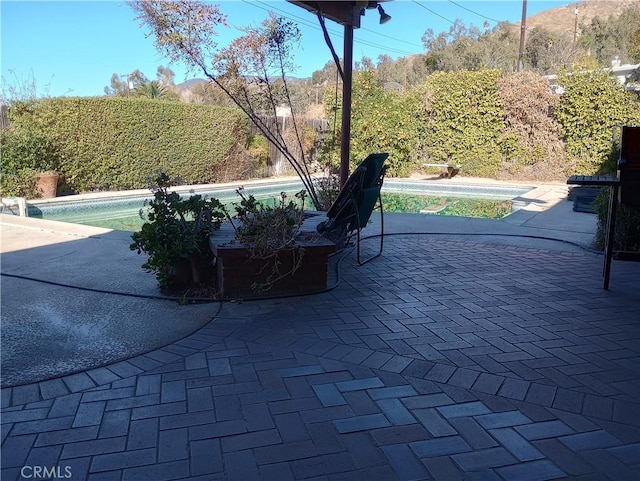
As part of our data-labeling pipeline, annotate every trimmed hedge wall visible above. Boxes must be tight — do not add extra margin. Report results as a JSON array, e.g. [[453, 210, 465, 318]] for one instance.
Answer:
[[321, 68, 639, 180], [418, 70, 504, 178], [2, 97, 250, 194], [3, 69, 639, 198], [555, 70, 640, 174], [348, 71, 420, 177], [57, 97, 249, 191]]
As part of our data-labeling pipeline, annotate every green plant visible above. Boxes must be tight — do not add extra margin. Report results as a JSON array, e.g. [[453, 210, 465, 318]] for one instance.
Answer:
[[226, 187, 307, 291], [247, 134, 269, 173], [313, 172, 341, 211], [3, 97, 251, 194], [130, 171, 225, 288], [323, 70, 419, 177], [555, 70, 640, 174], [0, 166, 40, 198], [593, 188, 640, 252], [416, 70, 505, 178], [0, 103, 63, 197]]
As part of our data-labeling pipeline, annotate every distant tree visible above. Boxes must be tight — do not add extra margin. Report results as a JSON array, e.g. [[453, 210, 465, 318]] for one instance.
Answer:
[[631, 28, 640, 62], [525, 27, 577, 74], [105, 66, 179, 100], [186, 76, 313, 112], [136, 80, 175, 100], [422, 20, 519, 73], [376, 54, 404, 92], [579, 4, 640, 65], [282, 78, 317, 113], [478, 22, 520, 70], [156, 65, 176, 87], [311, 60, 340, 87], [422, 19, 472, 71], [355, 56, 376, 73], [104, 69, 148, 96], [187, 81, 235, 106], [354, 55, 432, 93], [524, 27, 555, 72]]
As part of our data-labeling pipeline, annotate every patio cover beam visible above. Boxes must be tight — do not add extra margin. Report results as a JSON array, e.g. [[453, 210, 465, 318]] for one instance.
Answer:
[[287, 1, 386, 187]]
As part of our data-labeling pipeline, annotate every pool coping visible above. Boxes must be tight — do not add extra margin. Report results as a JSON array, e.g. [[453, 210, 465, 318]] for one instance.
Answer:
[[26, 176, 540, 218], [3, 178, 578, 239], [26, 176, 306, 208]]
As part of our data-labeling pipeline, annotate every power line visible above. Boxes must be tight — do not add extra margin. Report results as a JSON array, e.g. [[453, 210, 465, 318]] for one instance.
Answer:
[[360, 27, 423, 49], [448, 0, 501, 24], [244, 0, 419, 56], [262, 0, 420, 54], [411, 0, 455, 25], [354, 36, 419, 56], [244, 0, 335, 33]]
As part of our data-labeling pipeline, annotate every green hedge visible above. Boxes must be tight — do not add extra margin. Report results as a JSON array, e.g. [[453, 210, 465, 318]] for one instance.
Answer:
[[555, 70, 640, 174], [322, 68, 639, 181], [321, 71, 419, 177], [4, 69, 640, 198], [1, 97, 249, 195], [418, 70, 504, 178], [348, 71, 420, 177]]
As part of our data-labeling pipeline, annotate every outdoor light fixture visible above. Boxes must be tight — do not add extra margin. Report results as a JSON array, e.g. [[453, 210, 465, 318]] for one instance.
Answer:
[[377, 4, 391, 24]]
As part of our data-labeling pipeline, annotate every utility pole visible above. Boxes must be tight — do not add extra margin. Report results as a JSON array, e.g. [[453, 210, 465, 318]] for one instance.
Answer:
[[573, 7, 579, 44], [517, 0, 528, 72]]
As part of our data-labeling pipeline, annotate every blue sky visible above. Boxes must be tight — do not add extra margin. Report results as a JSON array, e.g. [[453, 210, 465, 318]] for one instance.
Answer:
[[1, 0, 569, 98]]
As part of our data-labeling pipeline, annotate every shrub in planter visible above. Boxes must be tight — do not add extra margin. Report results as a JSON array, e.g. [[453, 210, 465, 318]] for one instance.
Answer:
[[225, 187, 307, 292], [130, 171, 225, 288], [313, 172, 341, 212]]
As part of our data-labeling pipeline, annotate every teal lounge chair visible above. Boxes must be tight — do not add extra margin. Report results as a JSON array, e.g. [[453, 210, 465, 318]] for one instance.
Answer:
[[317, 153, 388, 265]]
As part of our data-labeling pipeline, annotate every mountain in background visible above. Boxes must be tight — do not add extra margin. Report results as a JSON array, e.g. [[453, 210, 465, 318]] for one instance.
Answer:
[[177, 0, 637, 92], [176, 78, 206, 92], [519, 0, 637, 41]]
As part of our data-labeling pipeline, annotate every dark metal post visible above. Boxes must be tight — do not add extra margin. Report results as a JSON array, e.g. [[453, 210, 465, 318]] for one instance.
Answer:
[[340, 23, 354, 188], [603, 184, 619, 289]]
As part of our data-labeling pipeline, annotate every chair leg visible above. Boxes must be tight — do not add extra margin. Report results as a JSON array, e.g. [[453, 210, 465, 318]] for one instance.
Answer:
[[357, 193, 384, 265]]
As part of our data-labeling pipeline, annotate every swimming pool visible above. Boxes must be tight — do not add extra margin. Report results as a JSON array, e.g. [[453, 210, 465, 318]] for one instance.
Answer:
[[27, 179, 533, 231]]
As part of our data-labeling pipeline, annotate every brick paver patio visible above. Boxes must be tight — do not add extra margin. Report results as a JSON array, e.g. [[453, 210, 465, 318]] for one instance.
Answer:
[[2, 235, 640, 480]]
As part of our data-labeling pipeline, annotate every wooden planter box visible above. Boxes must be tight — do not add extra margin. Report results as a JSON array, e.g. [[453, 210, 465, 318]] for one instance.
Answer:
[[211, 232, 336, 299]]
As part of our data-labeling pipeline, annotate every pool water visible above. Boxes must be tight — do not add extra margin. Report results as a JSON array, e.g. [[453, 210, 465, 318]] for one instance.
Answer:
[[31, 190, 516, 232], [382, 192, 512, 218]]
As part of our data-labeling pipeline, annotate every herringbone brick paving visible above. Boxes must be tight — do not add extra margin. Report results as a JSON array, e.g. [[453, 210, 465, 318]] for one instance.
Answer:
[[2, 236, 640, 480]]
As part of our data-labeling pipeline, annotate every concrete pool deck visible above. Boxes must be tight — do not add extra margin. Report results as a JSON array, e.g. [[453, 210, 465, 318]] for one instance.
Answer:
[[2, 179, 640, 480], [1, 180, 597, 387]]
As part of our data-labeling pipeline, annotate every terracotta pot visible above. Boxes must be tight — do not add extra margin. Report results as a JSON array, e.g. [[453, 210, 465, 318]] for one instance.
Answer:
[[36, 172, 60, 198]]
